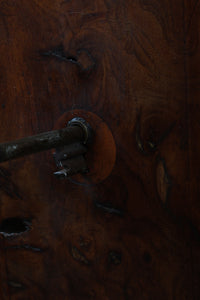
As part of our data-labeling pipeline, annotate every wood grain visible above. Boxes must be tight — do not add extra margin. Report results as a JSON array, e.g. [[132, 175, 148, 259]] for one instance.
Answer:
[[0, 0, 199, 299]]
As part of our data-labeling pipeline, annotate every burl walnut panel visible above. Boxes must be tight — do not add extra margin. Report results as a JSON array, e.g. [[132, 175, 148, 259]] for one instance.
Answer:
[[0, 0, 199, 299]]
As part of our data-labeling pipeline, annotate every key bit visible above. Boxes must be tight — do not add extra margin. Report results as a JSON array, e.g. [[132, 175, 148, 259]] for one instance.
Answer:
[[54, 155, 88, 179], [54, 169, 69, 179], [53, 143, 87, 167]]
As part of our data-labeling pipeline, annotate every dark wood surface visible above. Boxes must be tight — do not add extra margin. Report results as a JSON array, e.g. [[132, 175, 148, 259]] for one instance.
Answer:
[[0, 0, 200, 299]]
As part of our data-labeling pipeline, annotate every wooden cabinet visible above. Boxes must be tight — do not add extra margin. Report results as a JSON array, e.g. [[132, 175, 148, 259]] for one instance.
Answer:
[[0, 1, 199, 299]]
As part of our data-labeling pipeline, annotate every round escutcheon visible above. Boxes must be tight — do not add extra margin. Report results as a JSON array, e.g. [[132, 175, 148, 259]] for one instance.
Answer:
[[54, 110, 116, 185]]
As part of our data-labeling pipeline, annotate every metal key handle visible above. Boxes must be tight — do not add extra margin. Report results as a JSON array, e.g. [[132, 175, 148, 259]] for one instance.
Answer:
[[0, 118, 92, 178]]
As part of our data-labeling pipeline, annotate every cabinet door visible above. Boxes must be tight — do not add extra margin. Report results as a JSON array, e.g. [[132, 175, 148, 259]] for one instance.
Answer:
[[0, 1, 199, 299]]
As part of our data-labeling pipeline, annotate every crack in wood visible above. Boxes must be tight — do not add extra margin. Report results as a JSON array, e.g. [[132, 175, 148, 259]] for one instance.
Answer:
[[0, 218, 31, 238], [40, 44, 96, 72]]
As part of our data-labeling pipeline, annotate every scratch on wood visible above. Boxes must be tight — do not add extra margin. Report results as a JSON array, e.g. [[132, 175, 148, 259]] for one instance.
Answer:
[[8, 280, 25, 289], [5, 244, 43, 252], [70, 246, 91, 265], [40, 44, 77, 63], [95, 201, 124, 216], [156, 157, 172, 205]]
